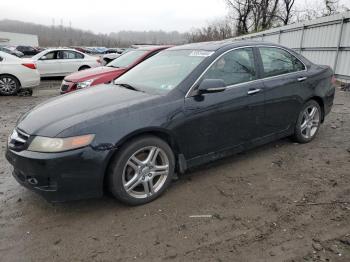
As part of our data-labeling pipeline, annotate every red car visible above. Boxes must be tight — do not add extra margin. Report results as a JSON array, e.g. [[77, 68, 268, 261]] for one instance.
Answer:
[[60, 45, 172, 94]]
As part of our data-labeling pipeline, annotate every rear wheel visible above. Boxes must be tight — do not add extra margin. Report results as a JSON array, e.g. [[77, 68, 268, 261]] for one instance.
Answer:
[[293, 100, 321, 143], [108, 136, 175, 205], [0, 75, 20, 96]]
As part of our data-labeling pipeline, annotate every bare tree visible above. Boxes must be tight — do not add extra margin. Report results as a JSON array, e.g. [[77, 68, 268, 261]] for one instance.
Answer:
[[226, 0, 252, 35], [324, 0, 340, 16], [277, 0, 295, 25], [186, 18, 235, 43]]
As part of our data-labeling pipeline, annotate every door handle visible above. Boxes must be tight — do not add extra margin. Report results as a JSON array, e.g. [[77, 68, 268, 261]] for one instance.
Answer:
[[247, 88, 261, 95], [297, 77, 307, 82]]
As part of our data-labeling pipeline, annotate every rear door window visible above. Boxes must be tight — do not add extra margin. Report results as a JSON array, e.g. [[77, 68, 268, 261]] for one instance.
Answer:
[[62, 51, 84, 59], [259, 47, 305, 78]]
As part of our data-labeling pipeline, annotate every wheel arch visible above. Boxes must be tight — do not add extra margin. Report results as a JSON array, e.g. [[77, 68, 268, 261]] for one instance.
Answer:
[[103, 127, 183, 189], [307, 96, 325, 122], [78, 65, 91, 71], [0, 73, 22, 88]]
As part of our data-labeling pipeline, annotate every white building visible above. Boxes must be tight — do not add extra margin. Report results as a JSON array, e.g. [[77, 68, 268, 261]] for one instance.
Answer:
[[0, 31, 39, 46]]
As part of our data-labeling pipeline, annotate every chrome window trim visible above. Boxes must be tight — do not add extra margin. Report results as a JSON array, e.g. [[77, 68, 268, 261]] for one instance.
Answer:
[[185, 45, 307, 98]]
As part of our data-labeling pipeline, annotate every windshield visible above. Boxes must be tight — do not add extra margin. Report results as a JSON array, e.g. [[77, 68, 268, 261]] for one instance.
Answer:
[[107, 50, 148, 68], [115, 50, 209, 94]]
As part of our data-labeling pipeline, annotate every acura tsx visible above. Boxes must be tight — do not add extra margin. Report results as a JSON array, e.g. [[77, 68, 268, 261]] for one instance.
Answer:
[[6, 41, 335, 205]]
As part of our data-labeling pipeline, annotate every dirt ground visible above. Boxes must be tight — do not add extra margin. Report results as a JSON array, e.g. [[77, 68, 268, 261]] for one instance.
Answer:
[[0, 81, 349, 262]]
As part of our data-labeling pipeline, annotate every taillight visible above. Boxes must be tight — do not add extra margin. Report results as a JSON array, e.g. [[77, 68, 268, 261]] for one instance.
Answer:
[[22, 63, 36, 69], [331, 75, 337, 85]]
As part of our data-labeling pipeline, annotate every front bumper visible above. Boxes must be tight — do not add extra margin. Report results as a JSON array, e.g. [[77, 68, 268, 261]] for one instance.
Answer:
[[6, 146, 110, 202]]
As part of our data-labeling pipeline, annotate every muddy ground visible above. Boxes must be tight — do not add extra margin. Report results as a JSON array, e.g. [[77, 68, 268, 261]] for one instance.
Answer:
[[0, 81, 349, 262]]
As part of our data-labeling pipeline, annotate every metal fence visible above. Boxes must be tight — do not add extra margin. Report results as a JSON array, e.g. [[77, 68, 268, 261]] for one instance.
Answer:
[[231, 11, 350, 81]]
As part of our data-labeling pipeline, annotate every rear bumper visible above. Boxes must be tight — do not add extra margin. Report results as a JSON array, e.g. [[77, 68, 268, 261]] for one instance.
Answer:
[[21, 72, 40, 88], [324, 85, 336, 117], [5, 146, 110, 202]]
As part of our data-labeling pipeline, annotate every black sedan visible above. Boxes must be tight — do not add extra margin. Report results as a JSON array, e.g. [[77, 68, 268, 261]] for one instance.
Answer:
[[0, 46, 24, 57], [6, 41, 335, 205], [15, 45, 40, 56]]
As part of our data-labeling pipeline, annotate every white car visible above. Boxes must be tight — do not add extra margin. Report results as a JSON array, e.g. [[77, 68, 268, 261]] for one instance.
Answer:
[[0, 51, 40, 95], [31, 48, 101, 77]]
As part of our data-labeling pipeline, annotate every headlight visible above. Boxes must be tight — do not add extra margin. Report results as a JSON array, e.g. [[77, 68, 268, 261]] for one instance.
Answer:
[[76, 79, 94, 89], [27, 134, 95, 153]]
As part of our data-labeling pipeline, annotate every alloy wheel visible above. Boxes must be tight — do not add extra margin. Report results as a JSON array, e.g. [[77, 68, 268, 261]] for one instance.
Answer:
[[122, 146, 169, 199], [300, 105, 320, 139], [0, 77, 17, 95]]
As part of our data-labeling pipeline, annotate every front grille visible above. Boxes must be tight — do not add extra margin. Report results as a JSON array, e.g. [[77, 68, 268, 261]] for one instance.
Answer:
[[8, 128, 30, 151]]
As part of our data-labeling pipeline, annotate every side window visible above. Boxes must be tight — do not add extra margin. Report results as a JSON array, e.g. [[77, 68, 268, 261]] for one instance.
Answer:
[[62, 51, 84, 59], [259, 47, 305, 78], [75, 52, 84, 59], [43, 51, 57, 60], [0, 56, 3, 62], [201, 48, 257, 86]]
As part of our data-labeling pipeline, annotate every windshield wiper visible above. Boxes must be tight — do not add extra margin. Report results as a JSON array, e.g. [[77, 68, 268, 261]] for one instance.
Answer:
[[107, 65, 120, 68], [116, 83, 144, 92]]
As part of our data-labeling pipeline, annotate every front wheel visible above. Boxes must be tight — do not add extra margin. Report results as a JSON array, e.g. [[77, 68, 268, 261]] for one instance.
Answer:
[[108, 136, 175, 205], [293, 100, 322, 143]]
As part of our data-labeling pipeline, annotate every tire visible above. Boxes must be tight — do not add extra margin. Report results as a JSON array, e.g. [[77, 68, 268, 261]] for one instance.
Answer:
[[0, 75, 20, 96], [108, 135, 175, 205], [293, 100, 322, 143], [78, 66, 90, 71]]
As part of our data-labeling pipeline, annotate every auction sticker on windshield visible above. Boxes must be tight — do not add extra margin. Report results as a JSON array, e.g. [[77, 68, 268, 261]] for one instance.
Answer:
[[189, 50, 215, 57]]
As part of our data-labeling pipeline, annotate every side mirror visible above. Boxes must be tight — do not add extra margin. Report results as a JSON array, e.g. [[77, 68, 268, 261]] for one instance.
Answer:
[[40, 55, 48, 60], [197, 79, 226, 95]]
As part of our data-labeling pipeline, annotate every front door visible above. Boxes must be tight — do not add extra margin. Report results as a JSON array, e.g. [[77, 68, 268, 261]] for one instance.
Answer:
[[36, 51, 62, 76], [180, 47, 265, 159]]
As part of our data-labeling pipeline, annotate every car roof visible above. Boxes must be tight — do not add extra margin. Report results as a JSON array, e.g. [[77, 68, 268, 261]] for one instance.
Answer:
[[168, 40, 280, 51], [136, 45, 173, 51], [44, 48, 83, 52]]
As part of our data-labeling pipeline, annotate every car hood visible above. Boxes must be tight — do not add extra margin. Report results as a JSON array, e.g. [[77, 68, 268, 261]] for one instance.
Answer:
[[65, 66, 124, 82], [17, 84, 156, 137]]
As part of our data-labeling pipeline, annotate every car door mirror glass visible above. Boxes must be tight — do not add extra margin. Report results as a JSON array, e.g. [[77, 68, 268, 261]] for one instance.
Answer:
[[197, 79, 226, 94]]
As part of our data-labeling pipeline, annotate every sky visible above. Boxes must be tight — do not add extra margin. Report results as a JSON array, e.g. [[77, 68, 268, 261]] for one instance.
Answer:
[[1, 0, 349, 34]]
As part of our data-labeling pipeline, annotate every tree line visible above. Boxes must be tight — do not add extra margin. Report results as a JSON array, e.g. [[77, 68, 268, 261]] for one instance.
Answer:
[[187, 0, 349, 42], [0, 19, 187, 47], [0, 1, 348, 47]]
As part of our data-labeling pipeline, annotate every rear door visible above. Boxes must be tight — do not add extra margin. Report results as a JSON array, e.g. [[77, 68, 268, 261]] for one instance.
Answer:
[[60, 50, 85, 75], [257, 46, 307, 136]]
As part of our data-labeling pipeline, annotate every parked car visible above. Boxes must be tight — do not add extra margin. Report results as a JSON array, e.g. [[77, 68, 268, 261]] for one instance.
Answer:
[[60, 45, 170, 93], [6, 41, 335, 204], [104, 48, 123, 54], [30, 48, 101, 77], [0, 46, 24, 57], [15, 45, 40, 56], [0, 51, 40, 95], [101, 47, 133, 65], [71, 47, 91, 54]]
